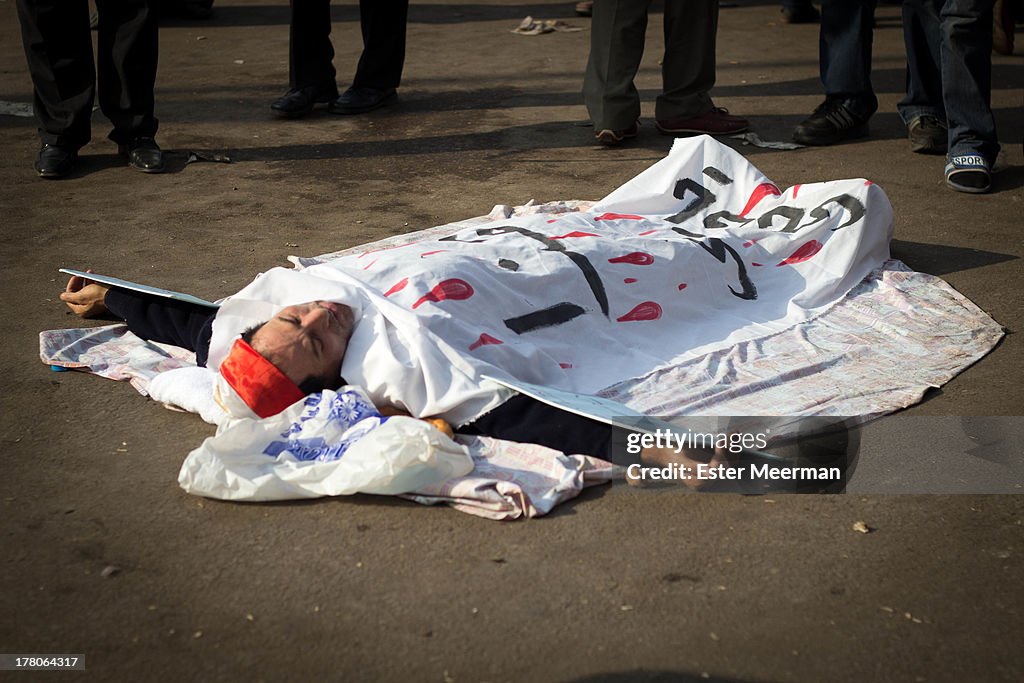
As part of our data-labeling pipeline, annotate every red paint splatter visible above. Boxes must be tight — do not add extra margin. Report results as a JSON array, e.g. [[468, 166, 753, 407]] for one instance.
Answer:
[[419, 250, 448, 257], [594, 212, 645, 221], [752, 262, 763, 267], [792, 184, 802, 198], [608, 252, 654, 266], [383, 278, 409, 297], [617, 301, 662, 322], [864, 180, 873, 186], [551, 231, 599, 239], [638, 229, 659, 236], [624, 278, 637, 284], [742, 238, 759, 248], [739, 182, 782, 217], [559, 362, 573, 369], [468, 333, 503, 351], [547, 219, 558, 223], [361, 257, 379, 270], [412, 279, 475, 309], [677, 283, 687, 290], [776, 240, 823, 267]]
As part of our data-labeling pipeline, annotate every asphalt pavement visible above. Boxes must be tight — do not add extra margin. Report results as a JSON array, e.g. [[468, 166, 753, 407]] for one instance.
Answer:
[[1, 2, 1021, 681]]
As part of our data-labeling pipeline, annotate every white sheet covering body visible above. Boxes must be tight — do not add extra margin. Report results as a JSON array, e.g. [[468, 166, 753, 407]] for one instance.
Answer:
[[206, 137, 893, 426]]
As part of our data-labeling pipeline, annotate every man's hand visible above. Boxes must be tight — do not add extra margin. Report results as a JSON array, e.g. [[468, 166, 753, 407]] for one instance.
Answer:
[[60, 273, 110, 318]]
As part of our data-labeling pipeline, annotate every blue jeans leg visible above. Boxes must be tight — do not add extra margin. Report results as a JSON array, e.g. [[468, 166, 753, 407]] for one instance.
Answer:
[[899, 0, 945, 124], [819, 0, 878, 117], [940, 0, 1000, 163]]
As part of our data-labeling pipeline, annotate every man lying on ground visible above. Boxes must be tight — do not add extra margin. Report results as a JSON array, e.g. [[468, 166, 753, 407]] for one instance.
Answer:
[[60, 273, 724, 484]]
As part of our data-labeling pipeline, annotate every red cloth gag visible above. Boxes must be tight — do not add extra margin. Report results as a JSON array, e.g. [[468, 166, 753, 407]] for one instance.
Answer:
[[219, 338, 305, 418]]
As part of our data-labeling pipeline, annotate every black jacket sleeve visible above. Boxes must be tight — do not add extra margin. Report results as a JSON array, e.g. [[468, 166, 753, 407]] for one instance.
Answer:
[[104, 288, 216, 366]]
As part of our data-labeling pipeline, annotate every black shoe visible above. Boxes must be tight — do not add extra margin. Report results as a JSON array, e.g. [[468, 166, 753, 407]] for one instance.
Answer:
[[328, 86, 398, 115], [907, 115, 947, 155], [271, 85, 338, 119], [118, 137, 165, 173], [793, 99, 872, 146], [34, 144, 78, 179]]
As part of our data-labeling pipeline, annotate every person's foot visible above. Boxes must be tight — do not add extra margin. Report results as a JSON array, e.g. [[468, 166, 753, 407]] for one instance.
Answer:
[[594, 121, 639, 146], [655, 108, 749, 136], [34, 144, 78, 179], [945, 154, 991, 194], [792, 98, 872, 146], [118, 137, 165, 173], [575, 1, 593, 17], [907, 115, 947, 154], [271, 85, 338, 119], [328, 86, 398, 115], [781, 5, 820, 24]]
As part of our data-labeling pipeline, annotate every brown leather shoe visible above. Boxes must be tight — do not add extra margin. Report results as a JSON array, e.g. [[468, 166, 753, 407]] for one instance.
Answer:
[[594, 121, 639, 146], [656, 108, 749, 136]]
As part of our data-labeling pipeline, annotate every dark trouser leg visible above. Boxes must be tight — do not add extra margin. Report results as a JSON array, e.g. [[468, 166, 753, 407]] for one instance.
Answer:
[[289, 0, 336, 90], [352, 0, 408, 89], [819, 0, 878, 117], [899, 0, 946, 125], [656, 0, 717, 121], [16, 0, 95, 148], [460, 395, 613, 461], [583, 0, 652, 131], [95, 0, 158, 144], [940, 0, 999, 162]]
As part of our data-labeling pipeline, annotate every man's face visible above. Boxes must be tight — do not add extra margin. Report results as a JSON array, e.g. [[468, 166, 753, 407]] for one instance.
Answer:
[[249, 301, 355, 388]]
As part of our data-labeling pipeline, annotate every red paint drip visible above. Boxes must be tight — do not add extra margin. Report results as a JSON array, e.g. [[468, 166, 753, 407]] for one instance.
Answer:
[[361, 257, 379, 270], [624, 278, 637, 284], [792, 184, 802, 198], [617, 301, 662, 322], [864, 180, 874, 186], [608, 252, 654, 266], [468, 333, 503, 351], [547, 219, 558, 223], [739, 182, 782, 217], [638, 229, 659, 236], [420, 249, 448, 257], [383, 278, 409, 297], [742, 238, 759, 248], [677, 283, 687, 290], [559, 362, 573, 369], [594, 212, 645, 221], [776, 240, 823, 267], [551, 231, 599, 239], [412, 279, 475, 309], [752, 262, 763, 267]]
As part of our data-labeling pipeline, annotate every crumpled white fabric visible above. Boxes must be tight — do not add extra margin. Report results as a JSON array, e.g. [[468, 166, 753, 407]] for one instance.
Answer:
[[178, 387, 473, 501]]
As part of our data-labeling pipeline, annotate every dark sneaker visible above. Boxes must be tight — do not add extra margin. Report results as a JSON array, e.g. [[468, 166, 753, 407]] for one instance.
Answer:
[[793, 99, 871, 146], [655, 108, 749, 136], [575, 1, 593, 17], [908, 115, 947, 154], [945, 154, 991, 194], [34, 144, 78, 179], [594, 121, 639, 146], [781, 5, 820, 24], [271, 85, 338, 119]]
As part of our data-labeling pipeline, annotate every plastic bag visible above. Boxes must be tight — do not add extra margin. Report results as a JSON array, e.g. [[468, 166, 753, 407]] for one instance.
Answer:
[[178, 387, 474, 501]]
